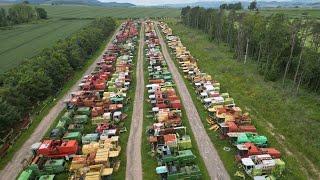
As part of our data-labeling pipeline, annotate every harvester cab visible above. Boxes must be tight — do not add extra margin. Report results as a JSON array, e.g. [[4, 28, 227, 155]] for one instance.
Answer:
[[100, 129, 117, 140], [49, 128, 64, 140], [241, 154, 285, 177], [203, 98, 213, 109], [156, 164, 202, 180]]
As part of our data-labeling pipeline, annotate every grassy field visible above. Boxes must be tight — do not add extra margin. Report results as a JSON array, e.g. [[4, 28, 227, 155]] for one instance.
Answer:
[[258, 8, 320, 19], [40, 5, 180, 19], [0, 4, 180, 73], [0, 19, 91, 73], [165, 20, 320, 179]]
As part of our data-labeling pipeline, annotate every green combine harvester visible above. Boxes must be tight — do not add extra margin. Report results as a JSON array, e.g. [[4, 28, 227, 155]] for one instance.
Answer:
[[237, 133, 268, 147], [157, 146, 196, 165], [18, 158, 65, 180], [156, 165, 202, 180], [76, 107, 91, 116], [63, 131, 82, 142], [39, 175, 55, 180]]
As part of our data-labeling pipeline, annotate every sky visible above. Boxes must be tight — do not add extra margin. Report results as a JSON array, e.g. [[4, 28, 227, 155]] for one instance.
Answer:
[[99, 0, 296, 6]]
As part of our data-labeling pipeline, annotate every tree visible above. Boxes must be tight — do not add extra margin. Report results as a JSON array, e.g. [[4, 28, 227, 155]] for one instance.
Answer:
[[220, 2, 242, 10], [282, 19, 301, 87], [179, 6, 320, 93], [0, 97, 21, 132], [310, 22, 320, 51], [16, 69, 53, 103], [8, 3, 35, 24], [248, 1, 258, 11], [36, 49, 72, 90], [220, 4, 228, 10], [35, 7, 47, 19], [0, 8, 7, 27]]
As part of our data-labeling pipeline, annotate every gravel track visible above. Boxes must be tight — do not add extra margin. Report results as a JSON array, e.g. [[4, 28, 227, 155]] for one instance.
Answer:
[[125, 22, 144, 180], [155, 22, 230, 180], [0, 25, 121, 180]]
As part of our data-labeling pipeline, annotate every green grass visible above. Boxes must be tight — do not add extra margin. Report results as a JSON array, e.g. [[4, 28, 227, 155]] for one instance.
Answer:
[[257, 8, 320, 19], [0, 4, 180, 73], [0, 30, 115, 171], [164, 20, 320, 179], [0, 18, 91, 73], [141, 41, 210, 179], [40, 5, 180, 19]]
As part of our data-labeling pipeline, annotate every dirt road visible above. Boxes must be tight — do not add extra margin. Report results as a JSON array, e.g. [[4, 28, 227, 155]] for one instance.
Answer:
[[155, 23, 230, 180], [0, 25, 121, 180], [125, 22, 144, 180]]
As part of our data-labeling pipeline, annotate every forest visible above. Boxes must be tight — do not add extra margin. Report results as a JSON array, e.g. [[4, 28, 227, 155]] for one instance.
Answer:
[[181, 6, 320, 94], [0, 17, 116, 132], [0, 3, 47, 27]]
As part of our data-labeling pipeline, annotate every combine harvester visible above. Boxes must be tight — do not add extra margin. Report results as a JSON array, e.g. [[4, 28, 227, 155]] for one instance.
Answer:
[[159, 21, 285, 179], [18, 20, 140, 180], [144, 20, 202, 180]]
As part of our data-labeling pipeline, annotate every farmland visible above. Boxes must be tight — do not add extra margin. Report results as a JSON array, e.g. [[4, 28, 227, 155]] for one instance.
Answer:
[[0, 5, 180, 73], [0, 19, 91, 73]]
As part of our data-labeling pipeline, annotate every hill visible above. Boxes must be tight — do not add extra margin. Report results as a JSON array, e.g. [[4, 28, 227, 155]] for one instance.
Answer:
[[162, 0, 320, 9], [0, 0, 136, 7]]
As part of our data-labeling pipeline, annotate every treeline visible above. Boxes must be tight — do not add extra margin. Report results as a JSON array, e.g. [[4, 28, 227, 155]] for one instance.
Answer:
[[220, 2, 243, 10], [181, 6, 320, 94], [0, 3, 47, 27], [0, 17, 116, 132]]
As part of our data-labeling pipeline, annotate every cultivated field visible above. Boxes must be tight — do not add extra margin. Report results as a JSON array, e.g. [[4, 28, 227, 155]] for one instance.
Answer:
[[41, 5, 180, 18], [0, 19, 91, 73], [0, 5, 180, 73]]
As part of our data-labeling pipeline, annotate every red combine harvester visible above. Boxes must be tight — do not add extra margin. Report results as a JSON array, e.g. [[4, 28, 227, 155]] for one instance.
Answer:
[[220, 121, 256, 136], [37, 140, 78, 158], [236, 142, 281, 161], [156, 99, 181, 110]]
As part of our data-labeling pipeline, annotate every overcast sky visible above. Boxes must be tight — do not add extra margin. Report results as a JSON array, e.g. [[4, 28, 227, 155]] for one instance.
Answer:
[[99, 0, 292, 6]]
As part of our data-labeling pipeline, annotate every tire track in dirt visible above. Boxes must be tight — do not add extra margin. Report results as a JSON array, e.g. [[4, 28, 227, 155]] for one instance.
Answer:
[[155, 22, 230, 180], [125, 22, 144, 180], [0, 25, 122, 180]]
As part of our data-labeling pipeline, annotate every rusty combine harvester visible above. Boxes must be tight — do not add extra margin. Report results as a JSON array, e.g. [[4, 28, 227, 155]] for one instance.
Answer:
[[144, 20, 202, 180], [18, 20, 140, 180], [159, 21, 286, 179]]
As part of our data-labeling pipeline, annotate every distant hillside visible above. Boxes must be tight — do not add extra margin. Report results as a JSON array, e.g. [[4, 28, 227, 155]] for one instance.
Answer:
[[0, 0, 136, 7], [161, 0, 320, 9]]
